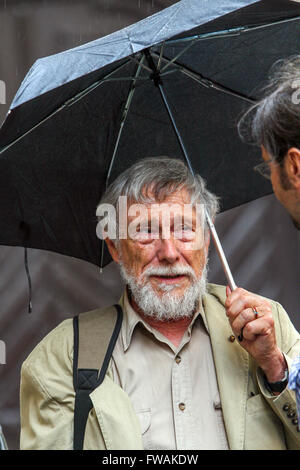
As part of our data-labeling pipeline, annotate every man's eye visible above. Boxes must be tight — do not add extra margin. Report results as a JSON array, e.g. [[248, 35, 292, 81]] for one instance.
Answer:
[[132, 226, 157, 242], [180, 225, 194, 234], [174, 226, 195, 240], [136, 225, 150, 233]]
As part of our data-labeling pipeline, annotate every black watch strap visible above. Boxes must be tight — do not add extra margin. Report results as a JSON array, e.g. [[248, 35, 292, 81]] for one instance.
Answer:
[[264, 369, 289, 393]]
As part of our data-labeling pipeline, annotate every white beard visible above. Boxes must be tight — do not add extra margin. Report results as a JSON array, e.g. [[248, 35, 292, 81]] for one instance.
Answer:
[[119, 262, 208, 321]]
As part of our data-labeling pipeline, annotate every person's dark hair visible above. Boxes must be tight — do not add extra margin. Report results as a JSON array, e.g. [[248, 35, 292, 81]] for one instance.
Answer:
[[238, 55, 300, 165]]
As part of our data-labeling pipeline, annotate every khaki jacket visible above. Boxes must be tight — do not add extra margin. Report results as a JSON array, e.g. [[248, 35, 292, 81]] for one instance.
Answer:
[[20, 284, 300, 450]]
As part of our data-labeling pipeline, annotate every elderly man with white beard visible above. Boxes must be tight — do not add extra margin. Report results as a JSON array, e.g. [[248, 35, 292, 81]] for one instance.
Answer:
[[20, 157, 300, 451]]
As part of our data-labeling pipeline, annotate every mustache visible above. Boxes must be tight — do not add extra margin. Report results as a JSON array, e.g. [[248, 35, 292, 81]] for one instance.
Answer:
[[141, 264, 197, 282]]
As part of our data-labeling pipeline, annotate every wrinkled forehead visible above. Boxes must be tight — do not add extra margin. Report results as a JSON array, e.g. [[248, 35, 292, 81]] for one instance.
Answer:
[[118, 185, 207, 234], [126, 190, 205, 227], [139, 184, 193, 205]]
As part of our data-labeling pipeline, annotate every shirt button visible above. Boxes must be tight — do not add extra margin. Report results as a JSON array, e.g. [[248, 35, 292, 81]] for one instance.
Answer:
[[175, 356, 181, 364], [283, 403, 290, 412], [228, 335, 235, 343], [179, 403, 186, 411]]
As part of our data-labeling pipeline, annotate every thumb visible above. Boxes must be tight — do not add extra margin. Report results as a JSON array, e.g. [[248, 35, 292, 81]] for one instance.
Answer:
[[226, 285, 232, 297]]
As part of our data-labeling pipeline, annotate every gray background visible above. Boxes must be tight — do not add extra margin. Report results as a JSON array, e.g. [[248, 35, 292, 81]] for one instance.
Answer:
[[0, 0, 299, 450]]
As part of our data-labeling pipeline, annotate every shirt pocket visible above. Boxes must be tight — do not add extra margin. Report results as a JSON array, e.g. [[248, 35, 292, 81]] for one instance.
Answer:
[[136, 408, 151, 435]]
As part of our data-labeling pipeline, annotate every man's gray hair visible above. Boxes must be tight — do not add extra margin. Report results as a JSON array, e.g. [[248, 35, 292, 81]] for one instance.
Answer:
[[97, 156, 219, 235], [238, 55, 300, 164]]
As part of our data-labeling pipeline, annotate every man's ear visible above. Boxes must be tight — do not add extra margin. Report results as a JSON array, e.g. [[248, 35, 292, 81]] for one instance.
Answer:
[[105, 238, 120, 264], [285, 147, 300, 189]]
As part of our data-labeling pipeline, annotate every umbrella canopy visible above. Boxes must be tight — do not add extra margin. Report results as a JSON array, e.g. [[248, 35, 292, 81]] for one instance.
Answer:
[[1, 0, 300, 270]]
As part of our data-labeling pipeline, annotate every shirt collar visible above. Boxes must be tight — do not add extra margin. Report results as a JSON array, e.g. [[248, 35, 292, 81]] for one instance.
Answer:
[[118, 287, 210, 352]]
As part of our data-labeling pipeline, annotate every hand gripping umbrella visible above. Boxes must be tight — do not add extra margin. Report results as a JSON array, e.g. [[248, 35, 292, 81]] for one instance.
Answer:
[[1, 0, 300, 309]]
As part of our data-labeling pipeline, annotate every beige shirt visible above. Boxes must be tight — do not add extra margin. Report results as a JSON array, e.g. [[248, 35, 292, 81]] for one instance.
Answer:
[[111, 290, 229, 450]]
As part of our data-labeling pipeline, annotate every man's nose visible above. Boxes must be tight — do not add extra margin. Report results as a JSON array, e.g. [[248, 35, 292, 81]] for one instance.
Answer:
[[157, 238, 180, 264]]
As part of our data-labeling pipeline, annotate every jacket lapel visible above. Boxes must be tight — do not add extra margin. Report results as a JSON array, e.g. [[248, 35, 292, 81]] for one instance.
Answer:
[[202, 285, 249, 450]]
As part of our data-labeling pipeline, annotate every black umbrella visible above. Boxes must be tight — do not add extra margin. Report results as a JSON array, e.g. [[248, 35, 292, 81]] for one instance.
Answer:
[[1, 0, 300, 297]]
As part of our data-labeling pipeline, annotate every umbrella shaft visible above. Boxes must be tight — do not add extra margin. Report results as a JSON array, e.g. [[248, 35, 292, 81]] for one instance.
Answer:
[[205, 212, 237, 291]]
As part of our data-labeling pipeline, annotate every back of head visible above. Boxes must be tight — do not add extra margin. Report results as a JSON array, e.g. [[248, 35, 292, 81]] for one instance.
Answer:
[[238, 55, 300, 163]]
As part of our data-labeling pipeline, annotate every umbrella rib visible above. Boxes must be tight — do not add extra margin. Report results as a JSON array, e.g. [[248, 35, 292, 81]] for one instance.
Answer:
[[179, 66, 255, 104], [143, 49, 194, 175], [165, 28, 244, 44], [105, 56, 145, 185], [164, 15, 300, 45], [100, 56, 145, 271], [129, 55, 153, 73], [151, 51, 255, 104], [158, 39, 197, 74], [0, 59, 131, 155], [157, 42, 165, 72], [52, 59, 133, 107], [101, 76, 149, 81]]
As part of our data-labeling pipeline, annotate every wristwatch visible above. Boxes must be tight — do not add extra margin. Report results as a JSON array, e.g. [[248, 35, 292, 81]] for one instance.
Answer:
[[264, 368, 289, 394]]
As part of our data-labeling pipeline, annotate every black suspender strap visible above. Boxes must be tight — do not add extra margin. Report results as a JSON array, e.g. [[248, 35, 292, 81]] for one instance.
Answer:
[[72, 304, 123, 450]]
